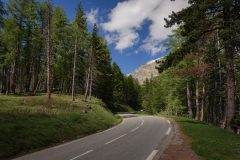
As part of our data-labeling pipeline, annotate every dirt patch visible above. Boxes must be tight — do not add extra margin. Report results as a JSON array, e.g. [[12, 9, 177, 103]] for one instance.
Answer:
[[159, 123, 202, 160]]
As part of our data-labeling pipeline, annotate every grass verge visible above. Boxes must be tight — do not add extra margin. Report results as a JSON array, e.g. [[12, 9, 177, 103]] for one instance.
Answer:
[[167, 116, 240, 160], [0, 94, 121, 160]]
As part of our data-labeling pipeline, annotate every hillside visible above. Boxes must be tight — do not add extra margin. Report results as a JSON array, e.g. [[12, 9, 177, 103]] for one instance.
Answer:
[[131, 58, 162, 84], [0, 95, 121, 159]]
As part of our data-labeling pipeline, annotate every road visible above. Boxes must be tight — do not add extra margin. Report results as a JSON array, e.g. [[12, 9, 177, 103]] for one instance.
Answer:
[[14, 114, 172, 160]]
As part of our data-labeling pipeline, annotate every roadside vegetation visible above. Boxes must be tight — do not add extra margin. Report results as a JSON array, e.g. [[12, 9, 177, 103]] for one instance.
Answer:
[[171, 116, 240, 160], [0, 95, 121, 159], [0, 1, 141, 159], [142, 0, 240, 133]]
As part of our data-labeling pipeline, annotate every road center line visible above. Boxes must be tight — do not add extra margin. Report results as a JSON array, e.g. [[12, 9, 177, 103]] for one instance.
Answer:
[[105, 134, 127, 145], [131, 126, 140, 132], [146, 150, 158, 160], [166, 127, 172, 135], [130, 117, 144, 132], [69, 150, 93, 160]]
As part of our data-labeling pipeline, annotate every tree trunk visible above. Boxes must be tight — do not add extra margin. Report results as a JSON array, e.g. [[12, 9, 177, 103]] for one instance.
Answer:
[[89, 60, 93, 99], [46, 0, 52, 101], [221, 3, 236, 128], [195, 80, 200, 120], [85, 51, 92, 101], [71, 37, 77, 101], [12, 44, 20, 94], [223, 45, 236, 128], [89, 54, 93, 100], [200, 85, 205, 121], [84, 71, 90, 101], [33, 78, 41, 95], [187, 82, 193, 118], [1, 68, 6, 94]]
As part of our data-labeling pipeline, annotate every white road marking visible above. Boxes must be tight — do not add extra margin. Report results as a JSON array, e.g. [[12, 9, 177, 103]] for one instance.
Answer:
[[146, 150, 158, 160], [130, 117, 144, 133], [103, 119, 125, 132], [166, 127, 172, 135], [69, 150, 93, 160], [54, 119, 125, 149], [167, 120, 171, 125], [54, 140, 80, 149], [140, 118, 144, 126], [105, 134, 127, 145], [131, 126, 140, 132]]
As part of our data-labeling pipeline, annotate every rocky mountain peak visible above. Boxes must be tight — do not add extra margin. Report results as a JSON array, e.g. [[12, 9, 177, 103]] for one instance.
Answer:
[[130, 58, 162, 84]]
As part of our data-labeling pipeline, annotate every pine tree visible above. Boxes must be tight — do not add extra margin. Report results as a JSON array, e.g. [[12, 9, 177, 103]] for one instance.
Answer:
[[94, 37, 113, 104], [52, 6, 71, 94], [85, 24, 98, 100], [112, 62, 124, 104], [72, 3, 89, 101], [123, 76, 141, 110], [164, 0, 240, 128], [45, 0, 53, 100]]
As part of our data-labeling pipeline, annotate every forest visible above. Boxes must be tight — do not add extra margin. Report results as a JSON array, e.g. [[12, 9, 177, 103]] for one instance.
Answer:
[[142, 0, 240, 131], [0, 0, 141, 111], [0, 0, 239, 132], [0, 0, 239, 159]]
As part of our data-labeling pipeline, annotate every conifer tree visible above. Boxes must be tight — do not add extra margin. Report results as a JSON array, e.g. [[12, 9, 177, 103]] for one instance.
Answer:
[[72, 3, 89, 101], [45, 0, 53, 100], [164, 0, 240, 128], [112, 62, 124, 103]]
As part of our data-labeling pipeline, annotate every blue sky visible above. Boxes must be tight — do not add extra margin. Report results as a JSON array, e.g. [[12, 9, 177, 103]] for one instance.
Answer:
[[5, 0, 188, 74]]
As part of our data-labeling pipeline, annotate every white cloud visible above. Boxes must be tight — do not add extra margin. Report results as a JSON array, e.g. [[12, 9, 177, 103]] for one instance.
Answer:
[[102, 0, 188, 55], [142, 38, 167, 56], [86, 8, 99, 25]]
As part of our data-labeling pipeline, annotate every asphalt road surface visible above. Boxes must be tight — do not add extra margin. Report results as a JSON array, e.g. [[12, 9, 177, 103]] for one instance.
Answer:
[[14, 114, 172, 160]]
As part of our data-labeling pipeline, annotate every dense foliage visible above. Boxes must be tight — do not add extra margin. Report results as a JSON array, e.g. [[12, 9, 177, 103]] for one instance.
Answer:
[[0, 0, 141, 111], [142, 0, 240, 131]]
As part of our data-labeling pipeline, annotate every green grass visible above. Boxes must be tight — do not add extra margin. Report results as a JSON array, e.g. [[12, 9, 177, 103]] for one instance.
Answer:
[[112, 103, 135, 112], [0, 95, 121, 160], [170, 116, 240, 160]]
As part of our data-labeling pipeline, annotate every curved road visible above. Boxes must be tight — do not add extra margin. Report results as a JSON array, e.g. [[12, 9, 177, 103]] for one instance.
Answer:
[[14, 115, 172, 160]]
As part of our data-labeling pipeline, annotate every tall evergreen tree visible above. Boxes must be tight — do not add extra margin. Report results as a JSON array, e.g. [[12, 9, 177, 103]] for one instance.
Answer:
[[52, 6, 71, 93], [45, 0, 53, 100], [71, 3, 89, 100], [164, 0, 240, 128], [123, 76, 141, 110], [112, 62, 124, 104]]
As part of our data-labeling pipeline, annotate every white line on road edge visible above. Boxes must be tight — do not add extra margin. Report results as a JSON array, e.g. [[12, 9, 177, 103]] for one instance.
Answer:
[[167, 120, 171, 125], [103, 119, 125, 132], [146, 150, 158, 160], [105, 134, 127, 145], [166, 127, 172, 135], [140, 117, 144, 126], [69, 150, 94, 160], [54, 119, 125, 149], [54, 140, 80, 149]]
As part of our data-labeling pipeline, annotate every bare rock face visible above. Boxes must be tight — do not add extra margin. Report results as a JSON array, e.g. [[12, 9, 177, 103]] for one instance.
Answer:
[[130, 58, 162, 84]]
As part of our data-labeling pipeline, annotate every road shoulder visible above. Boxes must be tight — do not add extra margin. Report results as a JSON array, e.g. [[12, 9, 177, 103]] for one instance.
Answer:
[[159, 121, 202, 160]]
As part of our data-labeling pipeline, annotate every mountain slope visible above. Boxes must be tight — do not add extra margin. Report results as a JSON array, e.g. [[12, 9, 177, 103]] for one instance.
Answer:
[[130, 58, 162, 84]]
